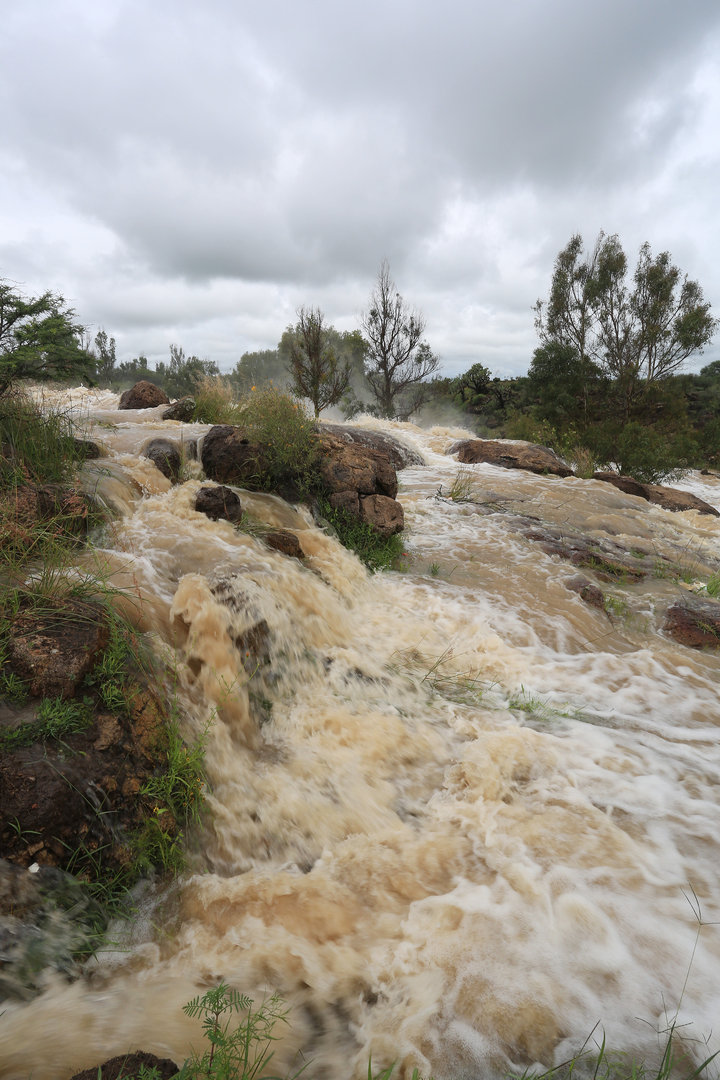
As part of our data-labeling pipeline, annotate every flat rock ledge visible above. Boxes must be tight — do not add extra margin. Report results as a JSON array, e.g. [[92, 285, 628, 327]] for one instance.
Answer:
[[450, 439, 573, 478], [593, 472, 719, 516], [664, 596, 720, 649]]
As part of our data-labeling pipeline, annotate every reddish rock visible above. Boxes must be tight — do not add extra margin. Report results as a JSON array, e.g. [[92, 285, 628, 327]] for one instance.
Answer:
[[359, 494, 405, 538], [118, 380, 169, 410], [143, 438, 182, 482], [317, 431, 399, 498], [262, 529, 304, 559], [195, 485, 243, 522], [201, 426, 270, 486], [592, 472, 647, 498], [329, 490, 360, 516], [664, 598, 720, 649], [70, 1052, 180, 1080], [644, 483, 718, 517], [593, 472, 718, 516], [8, 600, 109, 700], [455, 439, 573, 478], [319, 423, 425, 468]]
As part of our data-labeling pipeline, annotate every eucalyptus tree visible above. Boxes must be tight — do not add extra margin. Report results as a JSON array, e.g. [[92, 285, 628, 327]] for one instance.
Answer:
[[535, 233, 717, 422]]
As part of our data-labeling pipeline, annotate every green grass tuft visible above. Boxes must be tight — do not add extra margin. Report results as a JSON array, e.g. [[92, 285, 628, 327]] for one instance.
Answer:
[[317, 497, 406, 572]]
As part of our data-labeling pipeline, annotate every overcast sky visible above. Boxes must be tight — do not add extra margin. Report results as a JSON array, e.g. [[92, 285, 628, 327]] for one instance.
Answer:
[[1, 0, 719, 377]]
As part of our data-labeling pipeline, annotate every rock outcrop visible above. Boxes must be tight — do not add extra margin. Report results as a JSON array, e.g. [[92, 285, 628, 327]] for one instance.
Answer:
[[201, 426, 270, 485], [162, 396, 196, 422], [143, 438, 182, 482], [195, 485, 243, 523], [664, 596, 720, 649], [593, 472, 719, 516], [316, 429, 399, 498], [359, 494, 405, 538], [452, 439, 573, 478], [516, 521, 649, 581], [319, 423, 425, 468], [118, 380, 169, 410], [7, 600, 109, 700]]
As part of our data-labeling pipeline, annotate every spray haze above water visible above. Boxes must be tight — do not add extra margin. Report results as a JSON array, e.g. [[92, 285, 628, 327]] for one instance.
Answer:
[[2, 389, 720, 1079]]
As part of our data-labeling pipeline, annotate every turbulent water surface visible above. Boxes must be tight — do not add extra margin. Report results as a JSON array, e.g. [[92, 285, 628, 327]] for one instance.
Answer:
[[2, 389, 720, 1079]]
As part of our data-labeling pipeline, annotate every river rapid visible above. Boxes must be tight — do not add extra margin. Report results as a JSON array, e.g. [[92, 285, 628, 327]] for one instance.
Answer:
[[2, 389, 720, 1080]]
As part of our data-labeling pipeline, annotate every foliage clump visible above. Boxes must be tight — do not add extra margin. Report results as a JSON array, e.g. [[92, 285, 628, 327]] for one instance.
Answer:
[[317, 495, 406, 572], [239, 386, 319, 492]]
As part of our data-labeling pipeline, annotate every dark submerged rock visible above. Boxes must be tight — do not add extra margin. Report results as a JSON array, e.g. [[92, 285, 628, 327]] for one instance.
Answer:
[[195, 485, 243, 522], [564, 575, 606, 610], [143, 438, 182, 482], [664, 597, 720, 649], [72, 437, 102, 459], [261, 529, 304, 559], [118, 380, 169, 410], [454, 439, 573, 478], [162, 396, 196, 422]]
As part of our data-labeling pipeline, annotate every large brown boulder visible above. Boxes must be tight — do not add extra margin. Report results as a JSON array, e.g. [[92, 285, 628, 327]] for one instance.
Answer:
[[593, 472, 719, 516], [261, 529, 305, 559], [359, 494, 405, 538], [664, 597, 720, 649], [143, 438, 182, 482], [7, 600, 109, 700], [317, 430, 399, 497], [319, 423, 425, 468], [118, 380, 169, 410], [201, 425, 270, 486], [454, 439, 573, 478]]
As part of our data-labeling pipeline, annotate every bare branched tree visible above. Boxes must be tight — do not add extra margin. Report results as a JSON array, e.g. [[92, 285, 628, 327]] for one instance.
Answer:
[[286, 306, 352, 418], [359, 260, 439, 418]]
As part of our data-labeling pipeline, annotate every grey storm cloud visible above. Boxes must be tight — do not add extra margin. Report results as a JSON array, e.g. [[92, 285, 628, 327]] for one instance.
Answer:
[[0, 0, 719, 373]]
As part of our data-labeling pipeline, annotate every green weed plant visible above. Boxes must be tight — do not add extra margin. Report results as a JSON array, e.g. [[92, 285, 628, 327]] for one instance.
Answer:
[[317, 496, 405, 572]]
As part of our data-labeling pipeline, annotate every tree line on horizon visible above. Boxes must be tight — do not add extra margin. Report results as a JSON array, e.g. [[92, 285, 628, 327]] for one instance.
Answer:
[[1, 237, 718, 481]]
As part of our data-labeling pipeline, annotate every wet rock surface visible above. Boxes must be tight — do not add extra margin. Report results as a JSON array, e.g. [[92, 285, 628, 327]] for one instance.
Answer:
[[664, 596, 720, 649], [359, 494, 405, 538], [564, 575, 606, 610], [513, 520, 650, 581], [143, 438, 182, 482], [6, 484, 95, 536], [0, 859, 108, 1002], [453, 439, 573, 477], [593, 472, 719, 516], [329, 490, 360, 516], [7, 600, 109, 700], [195, 484, 243, 522], [201, 425, 270, 485], [118, 380, 170, 410], [70, 1052, 180, 1080], [261, 529, 305, 558], [73, 438, 102, 459], [317, 429, 399, 498], [162, 396, 196, 422], [319, 423, 425, 468]]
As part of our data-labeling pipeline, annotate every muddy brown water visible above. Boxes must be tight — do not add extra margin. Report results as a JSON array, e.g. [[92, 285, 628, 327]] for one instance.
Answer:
[[2, 389, 720, 1079]]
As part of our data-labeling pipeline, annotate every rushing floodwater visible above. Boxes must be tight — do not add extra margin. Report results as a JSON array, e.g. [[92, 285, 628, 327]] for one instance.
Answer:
[[2, 390, 720, 1079]]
